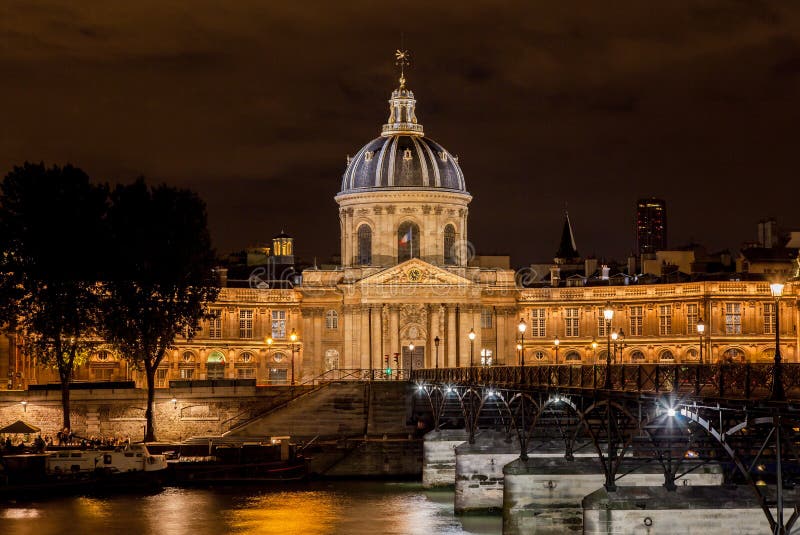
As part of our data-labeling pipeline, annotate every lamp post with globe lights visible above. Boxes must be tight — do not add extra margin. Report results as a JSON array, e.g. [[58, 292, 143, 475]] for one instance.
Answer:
[[603, 302, 614, 389], [434, 336, 440, 369], [518, 319, 527, 366], [696, 319, 705, 364], [289, 328, 299, 386], [468, 328, 476, 367], [770, 281, 785, 402], [408, 342, 415, 377]]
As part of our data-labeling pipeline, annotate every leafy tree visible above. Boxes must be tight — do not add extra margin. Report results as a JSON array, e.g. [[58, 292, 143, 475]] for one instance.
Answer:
[[101, 179, 218, 442], [0, 163, 108, 429]]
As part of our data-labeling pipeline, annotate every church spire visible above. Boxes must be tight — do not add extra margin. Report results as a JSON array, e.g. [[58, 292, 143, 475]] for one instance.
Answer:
[[382, 49, 424, 136], [555, 211, 580, 263]]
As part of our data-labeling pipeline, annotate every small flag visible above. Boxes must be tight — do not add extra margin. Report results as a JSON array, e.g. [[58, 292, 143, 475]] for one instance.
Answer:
[[400, 228, 412, 245]]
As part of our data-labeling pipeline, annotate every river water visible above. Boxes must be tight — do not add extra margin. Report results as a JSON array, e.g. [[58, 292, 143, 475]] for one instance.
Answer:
[[0, 481, 502, 535]]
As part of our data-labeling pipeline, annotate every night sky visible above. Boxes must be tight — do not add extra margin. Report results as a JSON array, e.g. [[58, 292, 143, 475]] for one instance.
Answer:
[[2, 1, 799, 267]]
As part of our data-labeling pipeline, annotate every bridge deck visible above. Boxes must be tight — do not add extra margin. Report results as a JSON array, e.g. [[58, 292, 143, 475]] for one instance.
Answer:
[[412, 363, 800, 402]]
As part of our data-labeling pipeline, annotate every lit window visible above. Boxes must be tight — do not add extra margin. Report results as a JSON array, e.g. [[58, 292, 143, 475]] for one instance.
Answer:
[[764, 302, 775, 335], [686, 304, 699, 335], [239, 309, 254, 339], [597, 308, 609, 337], [156, 368, 168, 388], [180, 368, 194, 380], [182, 351, 194, 363], [565, 351, 581, 361], [659, 349, 675, 361], [97, 350, 110, 361], [658, 305, 672, 336], [271, 310, 286, 339], [531, 308, 546, 337], [239, 351, 253, 363], [565, 308, 579, 337], [629, 306, 643, 336], [326, 310, 339, 330], [725, 303, 741, 335], [208, 310, 222, 339]]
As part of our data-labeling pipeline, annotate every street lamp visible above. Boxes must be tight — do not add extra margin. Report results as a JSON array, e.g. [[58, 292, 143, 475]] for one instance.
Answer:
[[603, 302, 614, 389], [770, 282, 785, 401], [434, 336, 440, 369], [468, 328, 476, 367], [611, 329, 618, 363], [554, 336, 560, 364], [696, 319, 705, 364], [289, 328, 299, 386], [409, 342, 415, 376], [518, 318, 527, 367], [591, 337, 598, 364]]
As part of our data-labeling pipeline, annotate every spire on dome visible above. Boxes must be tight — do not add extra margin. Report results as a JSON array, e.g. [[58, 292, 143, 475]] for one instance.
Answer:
[[382, 49, 424, 136], [555, 211, 580, 263]]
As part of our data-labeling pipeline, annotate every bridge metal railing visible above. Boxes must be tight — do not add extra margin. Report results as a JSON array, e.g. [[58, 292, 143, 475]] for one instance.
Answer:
[[412, 363, 800, 401]]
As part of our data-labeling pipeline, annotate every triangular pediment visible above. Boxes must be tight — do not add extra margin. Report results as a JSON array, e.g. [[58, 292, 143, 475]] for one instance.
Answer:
[[357, 259, 473, 286]]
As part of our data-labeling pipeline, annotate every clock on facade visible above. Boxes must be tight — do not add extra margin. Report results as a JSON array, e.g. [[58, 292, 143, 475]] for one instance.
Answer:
[[407, 268, 423, 282]]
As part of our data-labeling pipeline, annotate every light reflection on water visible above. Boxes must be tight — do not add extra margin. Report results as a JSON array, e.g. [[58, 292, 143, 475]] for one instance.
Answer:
[[0, 481, 501, 535]]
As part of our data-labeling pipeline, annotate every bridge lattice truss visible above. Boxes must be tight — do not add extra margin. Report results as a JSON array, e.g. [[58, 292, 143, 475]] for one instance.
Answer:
[[413, 363, 800, 535]]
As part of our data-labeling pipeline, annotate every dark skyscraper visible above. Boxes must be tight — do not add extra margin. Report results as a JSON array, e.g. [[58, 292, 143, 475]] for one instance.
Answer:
[[636, 198, 667, 255]]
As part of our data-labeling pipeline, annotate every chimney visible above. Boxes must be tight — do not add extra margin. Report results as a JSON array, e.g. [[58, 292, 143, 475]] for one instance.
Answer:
[[216, 267, 228, 288], [585, 258, 598, 278], [550, 266, 561, 287], [601, 265, 610, 280]]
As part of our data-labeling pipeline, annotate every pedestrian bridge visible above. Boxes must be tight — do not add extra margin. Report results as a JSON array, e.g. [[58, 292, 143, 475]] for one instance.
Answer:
[[411, 363, 800, 534]]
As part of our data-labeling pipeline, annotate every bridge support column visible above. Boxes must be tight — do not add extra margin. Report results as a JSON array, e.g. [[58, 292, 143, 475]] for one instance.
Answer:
[[582, 486, 796, 535], [503, 457, 723, 535], [422, 429, 469, 488], [454, 430, 522, 514]]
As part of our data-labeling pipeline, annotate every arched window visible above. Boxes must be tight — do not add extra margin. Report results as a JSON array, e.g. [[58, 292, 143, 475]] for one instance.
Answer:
[[565, 351, 582, 362], [659, 349, 675, 361], [534, 351, 546, 360], [207, 350, 226, 380], [630, 350, 646, 362], [239, 351, 253, 363], [357, 225, 372, 265], [443, 224, 456, 265], [762, 348, 776, 361], [182, 351, 195, 363], [326, 310, 339, 329], [722, 347, 746, 363], [685, 348, 699, 361], [397, 221, 420, 262], [96, 350, 111, 361]]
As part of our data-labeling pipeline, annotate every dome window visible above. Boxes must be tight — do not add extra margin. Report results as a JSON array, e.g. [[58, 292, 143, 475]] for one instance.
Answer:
[[364, 151, 374, 162], [357, 225, 372, 265], [439, 151, 448, 162], [403, 148, 413, 161], [443, 224, 456, 265]]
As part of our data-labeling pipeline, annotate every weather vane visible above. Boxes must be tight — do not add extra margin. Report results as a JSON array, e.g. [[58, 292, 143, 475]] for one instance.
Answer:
[[395, 49, 410, 88]]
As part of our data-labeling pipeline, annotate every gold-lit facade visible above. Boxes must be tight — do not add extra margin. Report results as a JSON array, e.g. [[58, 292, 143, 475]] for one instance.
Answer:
[[2, 68, 798, 389]]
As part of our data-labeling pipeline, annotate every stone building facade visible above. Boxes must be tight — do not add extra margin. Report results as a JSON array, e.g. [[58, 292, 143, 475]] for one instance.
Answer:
[[3, 73, 799, 389]]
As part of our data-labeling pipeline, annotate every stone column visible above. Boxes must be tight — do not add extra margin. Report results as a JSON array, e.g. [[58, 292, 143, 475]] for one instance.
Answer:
[[389, 305, 400, 368], [447, 305, 458, 367], [360, 305, 370, 370], [370, 305, 382, 373]]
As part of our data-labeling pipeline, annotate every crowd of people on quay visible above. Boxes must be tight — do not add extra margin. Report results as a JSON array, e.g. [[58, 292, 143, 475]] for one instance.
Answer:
[[1, 428, 132, 453]]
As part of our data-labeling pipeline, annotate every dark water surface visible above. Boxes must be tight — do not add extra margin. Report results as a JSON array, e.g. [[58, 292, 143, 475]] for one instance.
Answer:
[[0, 481, 502, 535]]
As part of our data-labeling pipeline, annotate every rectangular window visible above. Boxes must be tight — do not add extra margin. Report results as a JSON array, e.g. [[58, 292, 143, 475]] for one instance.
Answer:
[[565, 307, 579, 337], [531, 308, 546, 337], [155, 368, 168, 388], [208, 310, 222, 339], [764, 302, 775, 335], [180, 368, 194, 380], [597, 308, 609, 337], [239, 309, 254, 339], [272, 310, 287, 339], [686, 304, 699, 335], [658, 305, 672, 336], [725, 303, 742, 335], [236, 367, 255, 379], [629, 306, 643, 336], [480, 308, 493, 330]]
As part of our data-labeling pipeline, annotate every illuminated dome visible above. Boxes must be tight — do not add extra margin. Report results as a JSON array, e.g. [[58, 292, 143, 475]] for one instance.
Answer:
[[339, 83, 466, 194]]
